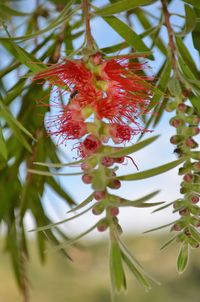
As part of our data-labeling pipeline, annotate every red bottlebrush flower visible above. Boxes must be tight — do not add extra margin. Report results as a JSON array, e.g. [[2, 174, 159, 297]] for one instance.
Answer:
[[95, 56, 152, 126], [34, 59, 101, 107], [78, 135, 101, 158]]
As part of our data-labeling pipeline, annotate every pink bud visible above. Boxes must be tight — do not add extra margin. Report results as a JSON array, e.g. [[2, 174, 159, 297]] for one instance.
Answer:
[[101, 157, 114, 167], [183, 173, 193, 182], [109, 207, 119, 216], [114, 157, 125, 164], [94, 191, 106, 201], [191, 196, 199, 204], [82, 174, 92, 184], [109, 180, 121, 189]]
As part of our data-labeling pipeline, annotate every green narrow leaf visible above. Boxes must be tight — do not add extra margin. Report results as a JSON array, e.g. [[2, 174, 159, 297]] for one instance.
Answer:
[[118, 158, 185, 181], [2, 40, 45, 73], [121, 251, 151, 291], [144, 221, 177, 234], [105, 135, 159, 158], [110, 240, 126, 291], [34, 158, 84, 168], [177, 243, 189, 273], [0, 96, 36, 141], [27, 168, 83, 177], [95, 0, 154, 16], [0, 127, 7, 160], [160, 235, 177, 250], [152, 201, 174, 213], [49, 224, 98, 252], [134, 8, 167, 55], [176, 36, 199, 77], [67, 193, 94, 213], [120, 190, 160, 206], [176, 4, 196, 36], [30, 204, 94, 232], [0, 100, 32, 152], [188, 226, 200, 242], [103, 16, 150, 53], [0, 3, 29, 17]]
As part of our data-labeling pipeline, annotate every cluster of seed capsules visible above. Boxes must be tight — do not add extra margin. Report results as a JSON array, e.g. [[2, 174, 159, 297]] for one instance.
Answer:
[[167, 99, 200, 247], [35, 52, 153, 233]]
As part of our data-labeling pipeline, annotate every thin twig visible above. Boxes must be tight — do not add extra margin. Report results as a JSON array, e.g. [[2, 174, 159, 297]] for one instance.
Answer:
[[161, 0, 177, 72], [82, 0, 94, 49]]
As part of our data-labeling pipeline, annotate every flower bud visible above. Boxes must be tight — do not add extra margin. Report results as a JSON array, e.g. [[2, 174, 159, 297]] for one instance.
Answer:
[[94, 190, 106, 201], [191, 195, 199, 204], [170, 135, 184, 144], [192, 162, 200, 172], [92, 204, 105, 215], [81, 162, 91, 171], [185, 137, 198, 149], [82, 174, 92, 184], [109, 207, 119, 217], [183, 173, 193, 183], [101, 157, 114, 167], [177, 103, 194, 114], [114, 157, 125, 164], [108, 179, 121, 189], [97, 219, 109, 232], [170, 118, 184, 128], [179, 208, 189, 216], [172, 223, 182, 231]]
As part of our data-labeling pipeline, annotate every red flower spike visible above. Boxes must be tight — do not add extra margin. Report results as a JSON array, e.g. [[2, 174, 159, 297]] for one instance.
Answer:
[[34, 59, 101, 107], [95, 56, 153, 126]]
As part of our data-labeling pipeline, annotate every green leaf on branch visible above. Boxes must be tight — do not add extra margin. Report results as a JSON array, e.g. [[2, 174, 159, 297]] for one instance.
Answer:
[[110, 240, 126, 292], [27, 169, 83, 177], [0, 3, 29, 17], [105, 135, 159, 158], [118, 158, 185, 181], [2, 40, 45, 73], [144, 221, 177, 234], [177, 243, 189, 274], [121, 250, 152, 291], [176, 5, 197, 36], [95, 0, 154, 16], [160, 235, 178, 250], [103, 16, 150, 53], [176, 36, 199, 78], [119, 190, 163, 208]]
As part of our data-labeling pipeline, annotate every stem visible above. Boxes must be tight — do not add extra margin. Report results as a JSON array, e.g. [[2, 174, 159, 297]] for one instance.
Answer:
[[161, 0, 177, 72], [82, 0, 94, 49]]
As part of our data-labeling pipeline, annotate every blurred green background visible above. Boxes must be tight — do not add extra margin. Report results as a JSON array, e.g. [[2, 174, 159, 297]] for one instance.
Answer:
[[1, 234, 200, 302]]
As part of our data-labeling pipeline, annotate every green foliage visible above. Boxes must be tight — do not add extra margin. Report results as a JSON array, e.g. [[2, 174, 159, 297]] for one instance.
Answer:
[[0, 0, 200, 300]]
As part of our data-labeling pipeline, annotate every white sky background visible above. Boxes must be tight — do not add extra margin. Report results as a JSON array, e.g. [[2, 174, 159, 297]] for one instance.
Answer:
[[1, 0, 200, 240]]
